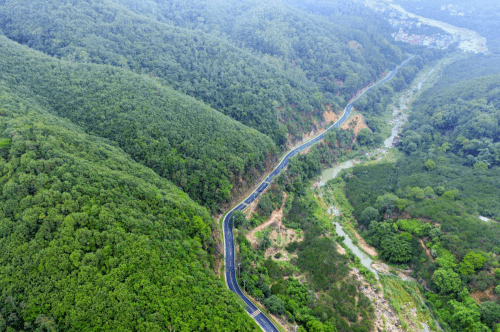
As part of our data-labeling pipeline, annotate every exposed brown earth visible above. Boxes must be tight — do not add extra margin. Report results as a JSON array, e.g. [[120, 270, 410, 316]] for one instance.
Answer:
[[323, 105, 340, 124], [336, 243, 346, 255], [471, 285, 499, 304], [341, 112, 370, 136], [419, 238, 435, 262]]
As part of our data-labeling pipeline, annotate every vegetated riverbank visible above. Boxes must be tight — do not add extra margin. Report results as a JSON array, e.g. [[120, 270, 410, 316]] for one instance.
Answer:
[[316, 176, 440, 332], [320, 56, 453, 236], [311, 58, 454, 331]]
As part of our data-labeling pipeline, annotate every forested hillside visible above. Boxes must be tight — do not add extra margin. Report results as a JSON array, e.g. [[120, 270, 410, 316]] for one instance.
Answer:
[[115, 0, 403, 97], [0, 81, 257, 331], [343, 55, 500, 332], [0, 34, 276, 212], [0, 0, 403, 142], [0, 0, 310, 144]]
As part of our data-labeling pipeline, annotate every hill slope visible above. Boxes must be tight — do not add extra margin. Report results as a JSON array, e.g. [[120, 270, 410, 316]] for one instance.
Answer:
[[0, 80, 258, 331], [0, 34, 276, 212], [0, 0, 405, 143], [114, 0, 403, 94], [0, 0, 317, 143]]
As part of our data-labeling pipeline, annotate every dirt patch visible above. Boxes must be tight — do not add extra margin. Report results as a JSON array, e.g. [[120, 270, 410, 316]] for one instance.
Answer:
[[372, 262, 391, 274], [419, 239, 435, 262], [244, 199, 259, 220], [323, 105, 340, 124], [471, 286, 499, 304], [245, 193, 300, 254], [301, 128, 318, 141], [341, 112, 370, 137], [265, 243, 298, 261], [298, 145, 313, 156], [336, 244, 346, 255], [286, 126, 319, 150], [246, 207, 285, 247], [352, 228, 378, 257]]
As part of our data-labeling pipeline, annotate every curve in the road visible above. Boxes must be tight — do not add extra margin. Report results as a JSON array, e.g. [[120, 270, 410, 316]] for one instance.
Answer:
[[223, 56, 414, 332]]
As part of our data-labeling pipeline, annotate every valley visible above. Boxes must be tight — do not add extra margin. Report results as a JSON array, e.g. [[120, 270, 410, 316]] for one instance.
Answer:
[[0, 0, 499, 331]]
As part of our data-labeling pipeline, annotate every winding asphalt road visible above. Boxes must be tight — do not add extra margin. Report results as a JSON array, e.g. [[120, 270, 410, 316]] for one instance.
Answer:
[[222, 56, 414, 332]]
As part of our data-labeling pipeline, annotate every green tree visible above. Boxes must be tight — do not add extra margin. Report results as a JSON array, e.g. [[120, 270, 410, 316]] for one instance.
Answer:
[[375, 193, 400, 214], [424, 186, 435, 198], [258, 194, 275, 217], [472, 271, 496, 291], [474, 162, 489, 170], [458, 252, 487, 276], [263, 295, 286, 315], [481, 301, 500, 329], [432, 268, 462, 294], [368, 221, 395, 247], [435, 251, 457, 268], [357, 128, 374, 146], [306, 320, 337, 332], [435, 186, 446, 196], [358, 206, 379, 226], [428, 227, 442, 241], [232, 210, 248, 228], [380, 235, 412, 264], [448, 289, 490, 332], [410, 187, 426, 201], [425, 159, 437, 171]]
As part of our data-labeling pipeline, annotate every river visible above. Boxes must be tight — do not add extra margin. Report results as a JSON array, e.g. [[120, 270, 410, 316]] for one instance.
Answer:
[[316, 60, 447, 332], [317, 61, 440, 273]]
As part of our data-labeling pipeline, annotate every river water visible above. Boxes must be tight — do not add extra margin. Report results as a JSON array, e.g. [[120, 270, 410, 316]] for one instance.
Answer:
[[318, 160, 356, 187], [317, 161, 377, 273], [333, 222, 377, 274]]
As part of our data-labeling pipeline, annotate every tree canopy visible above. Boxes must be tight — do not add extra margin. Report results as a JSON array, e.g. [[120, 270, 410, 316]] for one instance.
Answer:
[[0, 83, 258, 331]]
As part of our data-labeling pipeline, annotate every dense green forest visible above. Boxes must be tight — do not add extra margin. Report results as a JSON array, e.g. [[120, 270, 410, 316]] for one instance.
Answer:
[[115, 0, 403, 83], [0, 0, 404, 143], [0, 81, 258, 331], [343, 55, 500, 331], [0, 34, 276, 212]]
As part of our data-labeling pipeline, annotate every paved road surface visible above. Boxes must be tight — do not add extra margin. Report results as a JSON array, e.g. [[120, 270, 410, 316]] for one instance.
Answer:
[[222, 56, 414, 332]]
